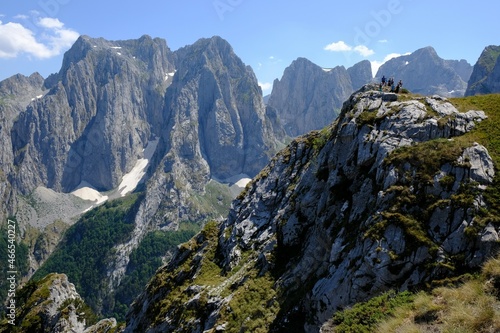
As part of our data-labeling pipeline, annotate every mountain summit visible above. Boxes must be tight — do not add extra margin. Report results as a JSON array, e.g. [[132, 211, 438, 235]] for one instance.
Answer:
[[11, 34, 175, 194], [375, 46, 472, 97]]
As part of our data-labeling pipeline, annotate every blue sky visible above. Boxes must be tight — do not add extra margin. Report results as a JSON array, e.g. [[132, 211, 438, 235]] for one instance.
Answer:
[[0, 1, 498, 94]]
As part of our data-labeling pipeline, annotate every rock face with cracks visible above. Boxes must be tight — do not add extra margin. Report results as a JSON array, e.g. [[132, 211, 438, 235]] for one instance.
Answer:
[[125, 85, 497, 333]]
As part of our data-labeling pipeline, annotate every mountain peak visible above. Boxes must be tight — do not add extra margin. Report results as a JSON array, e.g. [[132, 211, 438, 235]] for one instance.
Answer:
[[465, 44, 500, 96], [375, 46, 470, 97], [267, 57, 371, 137], [415, 45, 438, 56]]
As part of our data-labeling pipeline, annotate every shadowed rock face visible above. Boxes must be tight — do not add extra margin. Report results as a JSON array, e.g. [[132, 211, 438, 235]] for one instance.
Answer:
[[164, 36, 274, 182], [466, 45, 500, 96], [124, 85, 496, 333], [10, 35, 175, 194], [0, 72, 46, 221]]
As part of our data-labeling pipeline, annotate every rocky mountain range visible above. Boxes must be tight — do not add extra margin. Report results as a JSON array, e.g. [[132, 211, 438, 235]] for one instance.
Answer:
[[1, 33, 499, 332], [465, 45, 500, 96], [0, 34, 283, 319], [8, 84, 499, 333], [375, 46, 473, 97], [120, 85, 498, 332]]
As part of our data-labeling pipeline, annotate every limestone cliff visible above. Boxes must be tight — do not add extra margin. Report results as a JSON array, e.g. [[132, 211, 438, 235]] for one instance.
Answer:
[[0, 73, 46, 222], [124, 86, 497, 332], [11, 35, 174, 194], [1, 34, 280, 321], [106, 36, 278, 299]]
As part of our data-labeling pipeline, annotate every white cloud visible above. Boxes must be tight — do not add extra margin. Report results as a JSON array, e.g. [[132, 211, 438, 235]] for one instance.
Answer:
[[324, 41, 352, 52], [370, 52, 411, 77], [383, 53, 407, 62], [324, 40, 374, 58], [38, 17, 64, 29], [267, 55, 282, 65], [353, 45, 374, 57], [259, 82, 272, 93], [370, 61, 383, 77], [0, 15, 78, 59], [378, 39, 388, 43]]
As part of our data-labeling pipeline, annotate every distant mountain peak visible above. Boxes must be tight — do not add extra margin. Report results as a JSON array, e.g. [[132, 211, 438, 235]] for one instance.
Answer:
[[375, 46, 471, 97], [465, 44, 500, 96], [266, 58, 372, 137], [415, 45, 438, 55]]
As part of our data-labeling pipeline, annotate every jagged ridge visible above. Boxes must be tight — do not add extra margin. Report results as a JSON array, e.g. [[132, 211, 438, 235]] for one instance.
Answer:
[[124, 85, 498, 333]]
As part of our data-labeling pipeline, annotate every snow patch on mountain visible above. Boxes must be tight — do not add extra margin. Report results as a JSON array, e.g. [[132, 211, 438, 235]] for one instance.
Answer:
[[118, 138, 159, 196]]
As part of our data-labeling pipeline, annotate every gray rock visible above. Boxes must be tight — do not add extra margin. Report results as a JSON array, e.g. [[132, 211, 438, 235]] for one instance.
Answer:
[[462, 144, 495, 183], [0, 72, 46, 222], [382, 93, 398, 101], [11, 35, 174, 193], [10, 273, 101, 333]]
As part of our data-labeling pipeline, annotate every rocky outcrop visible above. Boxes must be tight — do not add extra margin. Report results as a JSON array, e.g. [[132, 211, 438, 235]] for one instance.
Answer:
[[124, 36, 277, 231], [266, 58, 371, 138], [0, 273, 116, 333], [465, 45, 500, 96], [448, 59, 474, 83], [375, 46, 472, 97], [125, 85, 496, 332], [167, 36, 276, 181]]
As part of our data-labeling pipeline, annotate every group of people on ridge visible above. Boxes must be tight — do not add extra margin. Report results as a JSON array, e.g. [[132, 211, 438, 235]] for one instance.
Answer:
[[380, 75, 403, 93]]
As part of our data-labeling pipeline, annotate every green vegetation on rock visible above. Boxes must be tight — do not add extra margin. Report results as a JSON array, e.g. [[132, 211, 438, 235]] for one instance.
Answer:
[[333, 93, 500, 332], [330, 254, 500, 333], [32, 194, 141, 318], [329, 290, 414, 333], [451, 94, 500, 225], [112, 225, 197, 320], [377, 255, 500, 332], [0, 273, 99, 333]]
